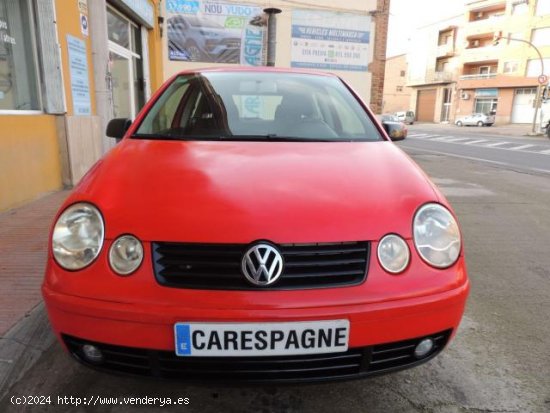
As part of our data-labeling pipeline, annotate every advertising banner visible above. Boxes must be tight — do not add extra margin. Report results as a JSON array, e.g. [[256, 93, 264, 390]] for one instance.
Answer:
[[291, 10, 371, 72], [166, 0, 265, 65]]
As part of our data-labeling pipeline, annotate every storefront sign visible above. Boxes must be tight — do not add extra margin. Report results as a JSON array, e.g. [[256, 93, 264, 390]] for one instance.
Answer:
[[291, 10, 371, 72], [78, 0, 88, 14], [475, 88, 498, 97], [67, 35, 91, 115], [118, 0, 154, 27], [0, 19, 16, 45], [166, 0, 265, 65]]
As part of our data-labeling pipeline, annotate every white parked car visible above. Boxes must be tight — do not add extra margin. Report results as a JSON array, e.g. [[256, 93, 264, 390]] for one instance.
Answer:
[[395, 111, 415, 125], [455, 113, 495, 127]]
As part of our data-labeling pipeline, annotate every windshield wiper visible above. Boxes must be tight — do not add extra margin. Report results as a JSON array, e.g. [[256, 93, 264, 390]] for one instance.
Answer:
[[219, 134, 340, 142]]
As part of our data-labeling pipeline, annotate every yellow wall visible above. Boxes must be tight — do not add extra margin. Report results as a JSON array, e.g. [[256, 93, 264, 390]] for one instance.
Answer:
[[0, 116, 62, 211], [0, 0, 164, 212], [148, 0, 164, 91]]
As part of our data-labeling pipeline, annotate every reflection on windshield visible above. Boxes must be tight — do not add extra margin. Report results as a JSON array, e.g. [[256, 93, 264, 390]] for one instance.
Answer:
[[135, 72, 383, 142]]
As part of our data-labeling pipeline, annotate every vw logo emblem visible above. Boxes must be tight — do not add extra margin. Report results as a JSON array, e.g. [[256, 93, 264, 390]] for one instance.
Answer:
[[241, 243, 284, 286]]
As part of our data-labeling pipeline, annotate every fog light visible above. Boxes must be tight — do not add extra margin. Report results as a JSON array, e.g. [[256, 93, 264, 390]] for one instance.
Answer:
[[82, 344, 103, 363], [414, 338, 434, 358]]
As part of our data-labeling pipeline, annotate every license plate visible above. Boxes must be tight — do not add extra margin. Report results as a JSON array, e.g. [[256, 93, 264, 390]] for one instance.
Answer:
[[174, 320, 350, 357]]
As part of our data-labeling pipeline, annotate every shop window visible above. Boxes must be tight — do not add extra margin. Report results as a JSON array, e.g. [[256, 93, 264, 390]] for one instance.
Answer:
[[0, 0, 40, 111], [474, 98, 497, 115]]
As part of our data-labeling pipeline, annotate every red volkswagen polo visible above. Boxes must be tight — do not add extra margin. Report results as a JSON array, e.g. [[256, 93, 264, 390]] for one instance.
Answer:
[[43, 68, 469, 382]]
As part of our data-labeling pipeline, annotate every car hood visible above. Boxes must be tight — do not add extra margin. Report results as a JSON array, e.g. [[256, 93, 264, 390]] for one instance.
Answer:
[[70, 139, 442, 243]]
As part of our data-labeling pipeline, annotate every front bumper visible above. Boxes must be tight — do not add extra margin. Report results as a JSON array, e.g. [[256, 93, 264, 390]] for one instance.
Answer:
[[43, 280, 469, 382]]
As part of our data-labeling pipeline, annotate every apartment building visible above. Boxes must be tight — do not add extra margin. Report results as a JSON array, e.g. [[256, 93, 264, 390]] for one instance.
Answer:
[[456, 0, 550, 124], [407, 0, 550, 124], [407, 15, 463, 122], [382, 54, 412, 113]]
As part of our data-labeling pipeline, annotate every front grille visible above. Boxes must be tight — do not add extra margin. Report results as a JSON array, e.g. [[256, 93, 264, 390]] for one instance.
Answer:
[[63, 330, 451, 383], [152, 241, 370, 290]]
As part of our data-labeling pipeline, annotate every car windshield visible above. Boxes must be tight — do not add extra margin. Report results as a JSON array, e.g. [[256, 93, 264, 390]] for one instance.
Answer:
[[135, 72, 383, 142]]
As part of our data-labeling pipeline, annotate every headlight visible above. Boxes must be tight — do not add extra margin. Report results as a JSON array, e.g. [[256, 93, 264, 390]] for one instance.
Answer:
[[109, 235, 143, 275], [413, 203, 461, 268], [378, 234, 410, 274], [52, 203, 104, 270]]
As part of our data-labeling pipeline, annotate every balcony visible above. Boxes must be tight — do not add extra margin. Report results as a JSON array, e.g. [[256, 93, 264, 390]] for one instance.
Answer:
[[408, 69, 455, 86], [457, 74, 539, 90], [436, 43, 455, 58], [461, 46, 500, 63], [459, 73, 497, 80]]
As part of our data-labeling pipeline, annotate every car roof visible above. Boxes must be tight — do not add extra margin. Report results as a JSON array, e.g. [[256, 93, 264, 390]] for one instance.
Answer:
[[171, 66, 338, 78]]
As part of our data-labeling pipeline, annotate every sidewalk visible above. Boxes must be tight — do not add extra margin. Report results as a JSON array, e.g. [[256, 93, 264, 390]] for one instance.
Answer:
[[0, 191, 69, 335]]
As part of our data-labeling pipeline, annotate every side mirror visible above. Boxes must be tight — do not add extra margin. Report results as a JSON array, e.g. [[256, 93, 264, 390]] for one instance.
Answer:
[[106, 118, 132, 142], [382, 122, 406, 141]]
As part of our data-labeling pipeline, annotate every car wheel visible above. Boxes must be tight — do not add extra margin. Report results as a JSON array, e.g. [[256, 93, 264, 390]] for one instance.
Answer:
[[456, 121, 463, 127], [477, 121, 483, 127], [186, 42, 203, 61]]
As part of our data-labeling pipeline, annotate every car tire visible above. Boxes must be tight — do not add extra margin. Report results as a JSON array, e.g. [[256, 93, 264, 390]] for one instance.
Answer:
[[185, 42, 204, 61], [456, 121, 463, 127], [477, 121, 483, 127]]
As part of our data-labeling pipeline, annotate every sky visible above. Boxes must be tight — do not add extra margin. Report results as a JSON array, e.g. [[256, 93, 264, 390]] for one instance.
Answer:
[[386, 0, 465, 57]]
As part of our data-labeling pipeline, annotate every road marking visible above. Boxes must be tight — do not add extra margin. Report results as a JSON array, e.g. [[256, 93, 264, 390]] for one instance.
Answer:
[[483, 141, 510, 147], [399, 145, 550, 175], [464, 139, 489, 145], [539, 149, 550, 154], [508, 144, 535, 151], [430, 177, 495, 197], [430, 136, 461, 141], [443, 137, 472, 143]]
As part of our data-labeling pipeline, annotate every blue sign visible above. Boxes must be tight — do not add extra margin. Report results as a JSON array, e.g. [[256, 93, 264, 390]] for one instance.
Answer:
[[476, 88, 498, 97], [175, 324, 192, 356], [166, 0, 200, 14], [67, 35, 91, 116], [291, 10, 371, 72]]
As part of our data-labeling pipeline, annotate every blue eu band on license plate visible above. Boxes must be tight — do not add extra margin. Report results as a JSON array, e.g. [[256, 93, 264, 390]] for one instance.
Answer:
[[174, 320, 350, 357]]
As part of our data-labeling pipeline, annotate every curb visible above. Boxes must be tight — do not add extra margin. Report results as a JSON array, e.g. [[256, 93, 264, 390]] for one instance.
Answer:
[[0, 302, 54, 401]]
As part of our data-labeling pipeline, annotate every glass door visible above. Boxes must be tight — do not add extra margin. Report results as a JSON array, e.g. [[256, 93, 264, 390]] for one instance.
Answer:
[[107, 6, 144, 119], [109, 49, 134, 119]]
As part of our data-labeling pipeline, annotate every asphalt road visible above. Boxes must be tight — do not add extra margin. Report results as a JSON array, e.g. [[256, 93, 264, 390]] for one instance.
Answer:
[[1, 128, 550, 412], [402, 125, 550, 175]]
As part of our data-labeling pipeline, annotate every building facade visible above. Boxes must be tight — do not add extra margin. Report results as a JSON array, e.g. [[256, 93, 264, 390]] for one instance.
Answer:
[[0, 0, 163, 212], [382, 54, 412, 113], [456, 0, 550, 125], [407, 15, 463, 123], [161, 0, 388, 108], [406, 0, 550, 124]]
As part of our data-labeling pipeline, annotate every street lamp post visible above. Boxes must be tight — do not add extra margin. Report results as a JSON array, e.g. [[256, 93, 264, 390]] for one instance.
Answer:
[[494, 33, 546, 134]]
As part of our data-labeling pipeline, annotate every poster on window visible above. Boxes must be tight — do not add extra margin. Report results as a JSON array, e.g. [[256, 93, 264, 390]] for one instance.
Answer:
[[291, 10, 370, 72], [166, 0, 265, 65]]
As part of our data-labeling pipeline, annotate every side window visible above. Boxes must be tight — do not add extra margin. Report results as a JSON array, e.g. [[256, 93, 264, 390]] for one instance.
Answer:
[[137, 78, 189, 133], [325, 87, 365, 136]]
